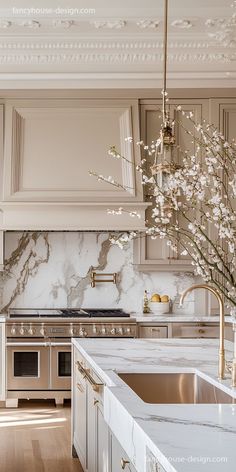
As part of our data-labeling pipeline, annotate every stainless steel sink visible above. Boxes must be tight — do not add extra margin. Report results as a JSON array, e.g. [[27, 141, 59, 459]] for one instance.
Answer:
[[118, 373, 234, 404]]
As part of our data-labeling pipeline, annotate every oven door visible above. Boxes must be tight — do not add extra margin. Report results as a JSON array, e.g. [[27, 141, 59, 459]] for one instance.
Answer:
[[50, 341, 71, 390], [6, 339, 50, 390]]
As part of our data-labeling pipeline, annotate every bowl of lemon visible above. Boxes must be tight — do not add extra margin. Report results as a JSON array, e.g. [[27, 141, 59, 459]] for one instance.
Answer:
[[149, 293, 170, 314]]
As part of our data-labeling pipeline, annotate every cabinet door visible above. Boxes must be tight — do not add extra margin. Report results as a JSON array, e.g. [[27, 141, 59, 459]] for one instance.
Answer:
[[91, 399, 109, 472], [111, 433, 136, 472], [0, 231, 4, 270], [139, 326, 168, 338], [172, 323, 219, 338], [87, 382, 96, 472], [134, 99, 208, 271], [207, 99, 236, 315], [72, 357, 87, 470], [0, 323, 5, 401]]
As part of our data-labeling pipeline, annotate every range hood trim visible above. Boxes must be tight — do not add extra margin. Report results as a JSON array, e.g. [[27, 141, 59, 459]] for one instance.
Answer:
[[0, 202, 150, 231]]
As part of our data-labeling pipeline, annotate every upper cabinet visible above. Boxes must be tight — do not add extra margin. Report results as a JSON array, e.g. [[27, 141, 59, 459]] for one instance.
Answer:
[[207, 99, 236, 315], [134, 99, 209, 271], [0, 99, 148, 231]]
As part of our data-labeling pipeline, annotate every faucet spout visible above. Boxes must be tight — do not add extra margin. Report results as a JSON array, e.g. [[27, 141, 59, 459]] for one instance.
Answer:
[[180, 284, 225, 380]]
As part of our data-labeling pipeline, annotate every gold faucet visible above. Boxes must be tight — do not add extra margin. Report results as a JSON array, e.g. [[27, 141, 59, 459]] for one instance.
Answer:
[[180, 284, 225, 380]]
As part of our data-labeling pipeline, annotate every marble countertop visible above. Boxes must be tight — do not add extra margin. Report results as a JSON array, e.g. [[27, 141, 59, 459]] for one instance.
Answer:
[[131, 314, 234, 323], [72, 337, 236, 472]]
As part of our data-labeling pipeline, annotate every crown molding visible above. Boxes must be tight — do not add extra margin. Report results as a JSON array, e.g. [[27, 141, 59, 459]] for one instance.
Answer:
[[0, 51, 230, 65], [0, 39, 212, 50], [0, 71, 235, 90]]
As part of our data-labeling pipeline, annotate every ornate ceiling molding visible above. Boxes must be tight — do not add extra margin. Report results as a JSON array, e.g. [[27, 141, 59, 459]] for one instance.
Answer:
[[205, 3, 236, 47], [0, 51, 229, 65], [136, 19, 160, 29], [90, 19, 126, 29], [0, 2, 234, 89], [171, 19, 193, 29], [20, 20, 41, 29], [0, 40, 211, 51], [52, 19, 74, 29]]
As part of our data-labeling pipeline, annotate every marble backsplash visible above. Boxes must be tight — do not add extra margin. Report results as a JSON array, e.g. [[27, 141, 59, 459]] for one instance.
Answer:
[[0, 232, 196, 314]]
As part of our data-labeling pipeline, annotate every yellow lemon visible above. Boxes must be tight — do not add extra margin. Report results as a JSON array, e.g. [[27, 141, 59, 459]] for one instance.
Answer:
[[151, 293, 161, 302], [161, 295, 169, 302]]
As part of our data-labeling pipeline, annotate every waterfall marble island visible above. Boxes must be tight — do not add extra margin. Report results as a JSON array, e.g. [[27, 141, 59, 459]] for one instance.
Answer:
[[72, 338, 236, 472]]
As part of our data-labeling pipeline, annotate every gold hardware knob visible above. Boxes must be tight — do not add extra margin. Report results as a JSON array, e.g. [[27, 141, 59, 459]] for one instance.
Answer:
[[121, 458, 130, 469], [93, 399, 99, 406], [198, 329, 205, 334]]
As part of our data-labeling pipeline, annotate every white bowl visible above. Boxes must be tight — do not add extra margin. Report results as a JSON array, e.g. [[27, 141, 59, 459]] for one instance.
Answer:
[[149, 301, 170, 314]]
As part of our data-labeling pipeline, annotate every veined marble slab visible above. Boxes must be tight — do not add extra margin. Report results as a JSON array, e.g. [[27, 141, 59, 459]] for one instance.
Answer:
[[72, 338, 236, 472], [132, 314, 234, 324], [0, 232, 196, 314]]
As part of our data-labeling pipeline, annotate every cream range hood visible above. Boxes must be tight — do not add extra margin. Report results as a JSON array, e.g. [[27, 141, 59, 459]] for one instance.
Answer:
[[0, 202, 149, 232], [0, 98, 149, 232]]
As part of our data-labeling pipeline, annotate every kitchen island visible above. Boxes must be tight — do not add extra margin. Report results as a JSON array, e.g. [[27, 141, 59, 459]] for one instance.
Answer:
[[72, 338, 236, 472]]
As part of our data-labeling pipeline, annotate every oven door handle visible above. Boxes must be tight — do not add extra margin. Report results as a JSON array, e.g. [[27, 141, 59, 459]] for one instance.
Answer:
[[6, 342, 50, 347], [50, 342, 71, 347]]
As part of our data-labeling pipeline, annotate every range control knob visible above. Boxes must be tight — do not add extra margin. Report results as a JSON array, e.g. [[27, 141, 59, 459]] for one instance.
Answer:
[[126, 327, 131, 335], [40, 324, 46, 336], [28, 325, 35, 336], [101, 326, 106, 335], [10, 325, 17, 336], [79, 328, 88, 337], [92, 325, 97, 335], [69, 325, 76, 336], [117, 327, 123, 335], [110, 328, 116, 335], [19, 324, 25, 336]]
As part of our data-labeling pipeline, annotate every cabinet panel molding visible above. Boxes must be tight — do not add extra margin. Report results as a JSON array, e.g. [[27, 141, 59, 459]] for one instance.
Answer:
[[3, 99, 142, 203], [133, 99, 208, 272]]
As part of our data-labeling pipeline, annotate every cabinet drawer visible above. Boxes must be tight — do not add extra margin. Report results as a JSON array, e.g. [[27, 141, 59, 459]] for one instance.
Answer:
[[172, 324, 218, 338], [139, 326, 168, 338]]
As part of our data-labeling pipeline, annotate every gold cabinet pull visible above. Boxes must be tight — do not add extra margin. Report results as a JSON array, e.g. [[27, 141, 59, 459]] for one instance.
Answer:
[[76, 360, 103, 392], [121, 458, 130, 469], [198, 329, 205, 334], [93, 399, 99, 406]]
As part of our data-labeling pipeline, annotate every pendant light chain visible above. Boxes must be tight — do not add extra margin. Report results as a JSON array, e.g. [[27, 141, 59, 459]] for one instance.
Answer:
[[162, 0, 168, 124]]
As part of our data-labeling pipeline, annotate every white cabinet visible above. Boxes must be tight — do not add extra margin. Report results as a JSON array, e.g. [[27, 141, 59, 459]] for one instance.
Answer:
[[72, 351, 87, 470], [95, 400, 110, 472], [111, 433, 137, 472], [72, 345, 137, 472], [72, 346, 109, 472], [0, 322, 6, 401]]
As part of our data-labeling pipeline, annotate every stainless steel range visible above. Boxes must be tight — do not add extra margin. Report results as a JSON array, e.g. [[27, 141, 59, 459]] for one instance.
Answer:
[[6, 308, 136, 407]]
